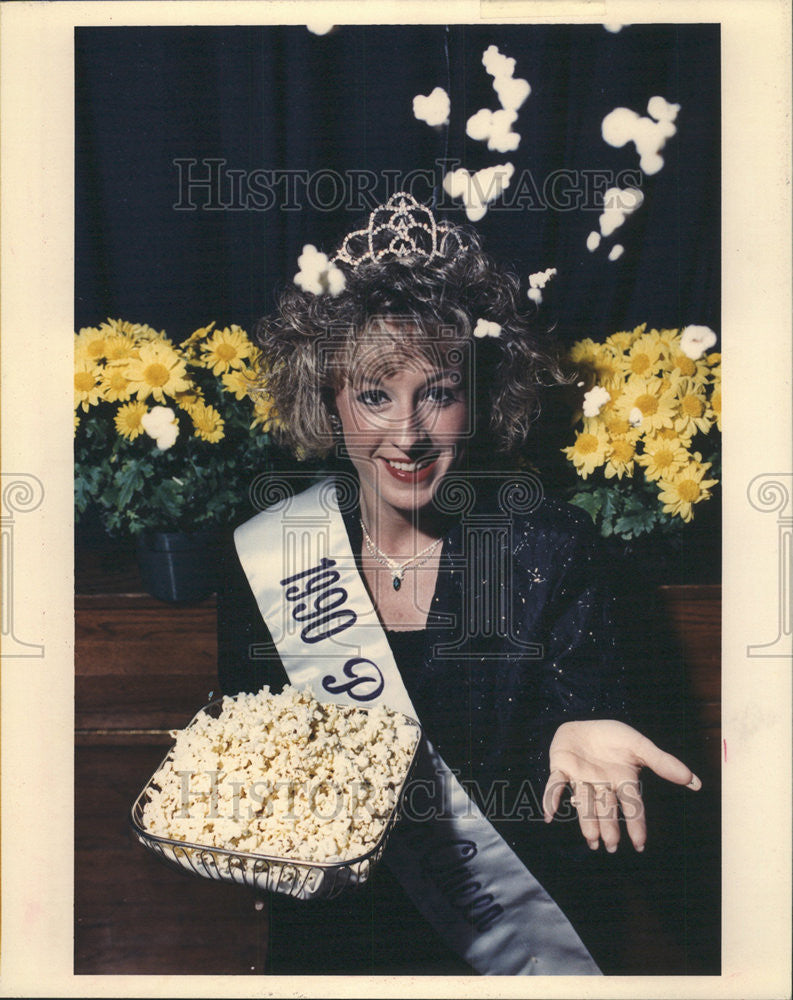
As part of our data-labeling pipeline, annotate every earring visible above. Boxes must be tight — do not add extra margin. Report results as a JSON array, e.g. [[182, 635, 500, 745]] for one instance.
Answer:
[[329, 413, 343, 434]]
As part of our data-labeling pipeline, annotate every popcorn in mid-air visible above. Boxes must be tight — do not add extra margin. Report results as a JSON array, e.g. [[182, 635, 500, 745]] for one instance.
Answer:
[[602, 97, 680, 175], [413, 87, 450, 127]]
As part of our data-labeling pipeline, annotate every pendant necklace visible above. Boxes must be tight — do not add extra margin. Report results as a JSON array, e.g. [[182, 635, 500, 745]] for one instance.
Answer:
[[359, 516, 443, 591]]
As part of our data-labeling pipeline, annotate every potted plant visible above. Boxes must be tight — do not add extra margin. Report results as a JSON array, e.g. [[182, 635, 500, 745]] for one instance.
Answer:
[[74, 318, 278, 601], [561, 323, 721, 577]]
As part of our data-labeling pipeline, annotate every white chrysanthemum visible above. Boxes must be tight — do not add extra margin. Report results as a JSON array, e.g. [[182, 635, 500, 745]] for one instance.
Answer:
[[680, 325, 717, 360], [473, 318, 502, 339], [413, 87, 450, 127], [601, 99, 680, 175], [582, 385, 611, 418], [141, 405, 179, 450], [294, 244, 346, 296]]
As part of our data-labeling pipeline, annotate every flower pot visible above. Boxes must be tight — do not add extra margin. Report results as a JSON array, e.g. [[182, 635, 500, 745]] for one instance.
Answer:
[[135, 528, 220, 603]]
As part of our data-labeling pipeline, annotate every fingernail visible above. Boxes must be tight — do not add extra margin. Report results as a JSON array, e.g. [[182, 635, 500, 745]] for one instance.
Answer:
[[687, 774, 702, 791], [636, 844, 645, 853], [606, 844, 617, 854], [588, 840, 599, 851]]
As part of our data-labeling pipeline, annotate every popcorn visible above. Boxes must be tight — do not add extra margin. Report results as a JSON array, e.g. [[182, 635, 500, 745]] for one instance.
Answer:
[[598, 186, 644, 238], [465, 107, 520, 153], [443, 163, 515, 222], [527, 266, 557, 304], [141, 686, 419, 864], [473, 318, 502, 339], [293, 244, 346, 296], [601, 99, 680, 175], [582, 385, 611, 418], [413, 87, 450, 127]]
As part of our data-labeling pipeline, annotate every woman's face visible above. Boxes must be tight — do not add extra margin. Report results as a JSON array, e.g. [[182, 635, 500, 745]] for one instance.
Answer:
[[334, 345, 469, 518]]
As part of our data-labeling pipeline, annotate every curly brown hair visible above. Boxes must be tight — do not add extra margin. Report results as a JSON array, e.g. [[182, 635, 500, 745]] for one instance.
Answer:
[[253, 223, 566, 463]]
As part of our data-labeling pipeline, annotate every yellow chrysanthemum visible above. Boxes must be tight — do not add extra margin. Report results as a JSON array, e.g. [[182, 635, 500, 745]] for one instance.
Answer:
[[674, 377, 714, 437], [636, 434, 691, 482], [101, 318, 165, 342], [598, 401, 633, 437], [222, 366, 259, 401], [251, 393, 279, 432], [74, 359, 103, 411], [200, 324, 253, 375], [173, 388, 204, 411], [181, 322, 217, 359], [102, 333, 138, 362], [625, 331, 666, 378], [653, 326, 678, 348], [655, 425, 689, 442], [75, 327, 108, 365], [657, 454, 719, 523], [617, 376, 678, 432], [708, 358, 721, 390], [656, 369, 684, 396], [604, 329, 636, 352], [99, 363, 133, 403], [190, 401, 225, 442], [591, 345, 625, 389], [569, 338, 599, 367], [562, 427, 610, 479], [124, 340, 191, 402], [709, 387, 722, 432], [114, 400, 148, 440], [604, 436, 637, 480], [668, 348, 710, 385]]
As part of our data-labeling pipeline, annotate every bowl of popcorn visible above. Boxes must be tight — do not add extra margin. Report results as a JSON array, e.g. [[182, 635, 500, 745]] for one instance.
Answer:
[[130, 685, 422, 900]]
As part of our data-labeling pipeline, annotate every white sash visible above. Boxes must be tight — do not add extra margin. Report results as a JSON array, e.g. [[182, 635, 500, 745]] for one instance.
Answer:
[[234, 479, 600, 976]]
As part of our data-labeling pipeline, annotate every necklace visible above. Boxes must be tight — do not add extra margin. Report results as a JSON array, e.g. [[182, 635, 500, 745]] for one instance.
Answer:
[[359, 517, 443, 591]]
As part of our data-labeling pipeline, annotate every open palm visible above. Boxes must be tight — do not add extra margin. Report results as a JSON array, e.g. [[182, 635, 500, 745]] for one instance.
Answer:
[[542, 719, 701, 852]]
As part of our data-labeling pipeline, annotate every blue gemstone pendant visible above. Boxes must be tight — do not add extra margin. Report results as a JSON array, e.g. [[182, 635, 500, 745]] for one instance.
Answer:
[[392, 575, 401, 591]]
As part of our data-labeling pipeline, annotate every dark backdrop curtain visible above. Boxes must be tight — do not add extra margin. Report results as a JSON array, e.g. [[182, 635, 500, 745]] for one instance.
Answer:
[[75, 23, 719, 344]]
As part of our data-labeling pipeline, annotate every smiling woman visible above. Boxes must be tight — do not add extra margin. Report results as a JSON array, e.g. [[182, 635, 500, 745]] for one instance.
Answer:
[[216, 193, 703, 975]]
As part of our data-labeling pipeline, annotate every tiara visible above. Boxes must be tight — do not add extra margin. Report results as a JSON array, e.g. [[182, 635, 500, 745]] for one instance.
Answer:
[[332, 191, 469, 268]]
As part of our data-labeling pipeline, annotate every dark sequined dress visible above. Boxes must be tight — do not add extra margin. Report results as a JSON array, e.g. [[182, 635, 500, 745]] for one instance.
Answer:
[[217, 478, 631, 974]]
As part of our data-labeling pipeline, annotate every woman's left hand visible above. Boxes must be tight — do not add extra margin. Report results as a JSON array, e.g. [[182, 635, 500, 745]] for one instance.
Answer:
[[541, 719, 701, 853]]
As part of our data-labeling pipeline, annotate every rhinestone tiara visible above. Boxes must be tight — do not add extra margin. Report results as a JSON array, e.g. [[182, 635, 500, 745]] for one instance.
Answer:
[[332, 191, 469, 268]]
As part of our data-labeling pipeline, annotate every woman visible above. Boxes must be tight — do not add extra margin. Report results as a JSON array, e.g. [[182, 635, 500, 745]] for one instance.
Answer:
[[218, 193, 701, 975]]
